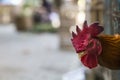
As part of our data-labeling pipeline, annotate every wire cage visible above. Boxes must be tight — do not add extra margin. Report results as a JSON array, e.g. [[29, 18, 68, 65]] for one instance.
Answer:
[[104, 0, 120, 80]]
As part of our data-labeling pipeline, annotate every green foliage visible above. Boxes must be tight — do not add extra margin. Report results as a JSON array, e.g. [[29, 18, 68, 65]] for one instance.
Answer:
[[33, 23, 58, 33]]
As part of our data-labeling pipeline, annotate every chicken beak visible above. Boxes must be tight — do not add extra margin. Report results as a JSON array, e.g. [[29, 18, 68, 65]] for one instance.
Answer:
[[78, 51, 86, 58]]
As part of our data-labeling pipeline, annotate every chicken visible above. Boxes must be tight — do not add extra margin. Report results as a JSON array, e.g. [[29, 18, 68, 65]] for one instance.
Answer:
[[71, 21, 120, 70]]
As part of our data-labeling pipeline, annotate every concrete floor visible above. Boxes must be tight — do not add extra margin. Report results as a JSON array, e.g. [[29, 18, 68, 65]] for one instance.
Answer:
[[0, 24, 85, 80]]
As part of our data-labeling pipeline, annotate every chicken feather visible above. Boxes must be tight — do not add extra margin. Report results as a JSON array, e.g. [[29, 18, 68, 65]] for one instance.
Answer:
[[97, 35, 120, 70]]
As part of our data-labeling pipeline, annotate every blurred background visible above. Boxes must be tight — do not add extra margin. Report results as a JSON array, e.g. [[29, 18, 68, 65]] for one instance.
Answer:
[[0, 0, 120, 80]]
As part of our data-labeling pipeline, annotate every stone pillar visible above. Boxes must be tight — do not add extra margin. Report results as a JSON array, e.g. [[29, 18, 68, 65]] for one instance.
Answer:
[[86, 0, 104, 25], [59, 0, 79, 50]]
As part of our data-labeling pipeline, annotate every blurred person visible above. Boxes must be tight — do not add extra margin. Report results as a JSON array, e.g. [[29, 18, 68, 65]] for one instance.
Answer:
[[49, 9, 60, 28], [33, 6, 50, 24], [42, 0, 52, 13], [33, 11, 42, 23], [33, 0, 52, 24]]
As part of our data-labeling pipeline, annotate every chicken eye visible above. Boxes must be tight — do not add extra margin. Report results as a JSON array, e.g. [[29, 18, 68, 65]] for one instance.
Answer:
[[87, 41, 94, 48]]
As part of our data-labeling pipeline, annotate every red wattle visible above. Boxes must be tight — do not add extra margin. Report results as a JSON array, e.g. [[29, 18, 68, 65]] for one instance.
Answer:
[[81, 53, 98, 69]]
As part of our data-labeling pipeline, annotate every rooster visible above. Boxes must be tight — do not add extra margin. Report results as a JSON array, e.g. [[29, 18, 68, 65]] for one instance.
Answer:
[[71, 21, 120, 70]]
